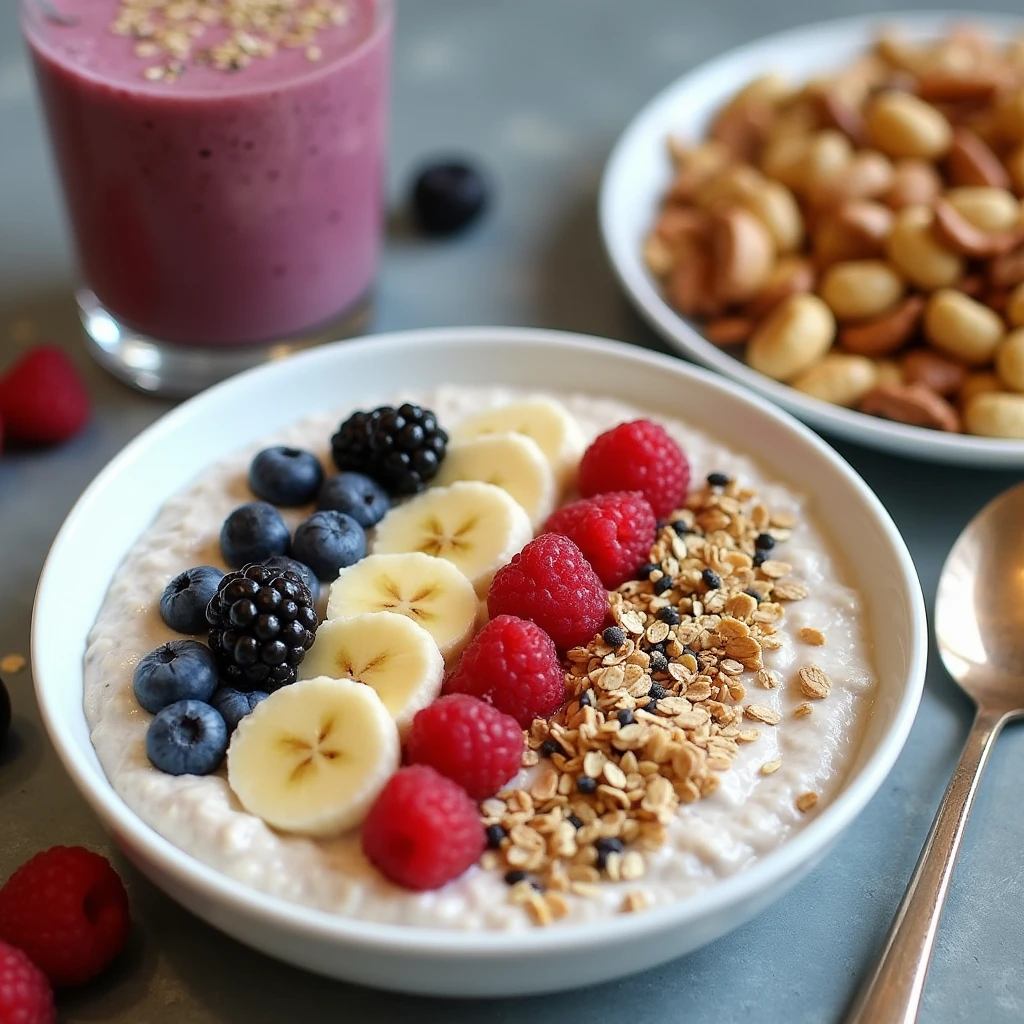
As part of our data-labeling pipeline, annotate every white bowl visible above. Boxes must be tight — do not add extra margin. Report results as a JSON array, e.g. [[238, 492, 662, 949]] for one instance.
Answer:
[[32, 328, 926, 996], [600, 10, 1024, 467]]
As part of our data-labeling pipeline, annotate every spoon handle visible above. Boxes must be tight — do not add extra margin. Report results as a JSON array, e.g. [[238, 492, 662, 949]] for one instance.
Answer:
[[844, 707, 1007, 1024]]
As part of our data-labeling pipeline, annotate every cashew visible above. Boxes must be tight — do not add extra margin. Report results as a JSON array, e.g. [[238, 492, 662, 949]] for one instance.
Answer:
[[923, 289, 1005, 365], [886, 206, 965, 289], [963, 391, 1024, 437], [747, 294, 836, 380], [791, 353, 879, 406], [958, 372, 1004, 405], [819, 260, 904, 320], [739, 180, 804, 253]]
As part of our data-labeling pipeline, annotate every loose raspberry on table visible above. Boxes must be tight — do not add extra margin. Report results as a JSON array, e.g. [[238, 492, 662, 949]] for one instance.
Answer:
[[361, 765, 486, 891], [0, 940, 54, 1024], [577, 419, 690, 519], [444, 615, 566, 727], [0, 346, 90, 447], [406, 694, 524, 799], [0, 847, 130, 988], [486, 535, 607, 652], [543, 490, 657, 589]]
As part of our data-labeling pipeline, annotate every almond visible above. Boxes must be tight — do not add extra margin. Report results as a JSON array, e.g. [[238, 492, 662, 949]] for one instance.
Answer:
[[946, 128, 1012, 189], [859, 382, 961, 431], [839, 295, 925, 357]]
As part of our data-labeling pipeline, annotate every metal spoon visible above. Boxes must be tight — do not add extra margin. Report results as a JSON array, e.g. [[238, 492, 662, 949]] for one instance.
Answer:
[[845, 481, 1024, 1024]]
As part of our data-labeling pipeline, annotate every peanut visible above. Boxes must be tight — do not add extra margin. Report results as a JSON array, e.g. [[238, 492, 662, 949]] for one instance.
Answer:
[[995, 328, 1024, 391], [760, 134, 811, 191], [667, 140, 732, 201], [746, 257, 815, 318], [875, 359, 905, 387], [813, 89, 868, 147], [709, 98, 773, 162], [923, 289, 1005, 365], [818, 259, 904, 321], [884, 159, 943, 209], [900, 348, 969, 396], [963, 391, 1024, 437], [712, 207, 775, 304], [747, 294, 836, 381], [945, 187, 1021, 232], [740, 180, 804, 253], [805, 150, 894, 208], [887, 206, 965, 289], [859, 382, 961, 431], [791, 353, 879, 406], [795, 130, 854, 194], [1006, 282, 1024, 326], [693, 164, 763, 212], [866, 91, 952, 160], [839, 295, 925, 357], [958, 371, 1004, 405]]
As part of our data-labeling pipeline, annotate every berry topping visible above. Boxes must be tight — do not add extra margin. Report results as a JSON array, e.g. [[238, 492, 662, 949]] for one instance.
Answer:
[[648, 650, 669, 673], [702, 568, 722, 590], [543, 490, 657, 589], [290, 510, 366, 580], [616, 709, 635, 726], [444, 614, 566, 727], [132, 639, 219, 714], [707, 472, 730, 488], [145, 699, 228, 775], [159, 565, 224, 634], [0, 345, 90, 446], [485, 823, 507, 849], [577, 776, 597, 794], [248, 446, 324, 507], [754, 532, 776, 551], [636, 562, 659, 580], [331, 404, 448, 496], [578, 420, 690, 519], [361, 765, 486, 891], [503, 870, 528, 886], [211, 687, 269, 733], [0, 940, 53, 1023], [411, 160, 490, 236], [262, 555, 319, 603], [0, 677, 9, 754], [220, 502, 290, 569], [648, 682, 668, 702], [602, 625, 627, 648], [317, 471, 390, 528], [486, 534, 607, 652], [206, 563, 318, 691], [653, 575, 674, 594], [406, 694, 524, 800], [656, 606, 681, 625], [0, 846, 129, 988]]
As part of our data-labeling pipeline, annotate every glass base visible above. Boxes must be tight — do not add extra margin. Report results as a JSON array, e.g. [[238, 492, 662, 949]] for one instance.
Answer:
[[78, 289, 374, 398]]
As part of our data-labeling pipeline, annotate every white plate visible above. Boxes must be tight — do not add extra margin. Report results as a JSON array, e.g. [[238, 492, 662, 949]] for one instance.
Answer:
[[32, 328, 926, 996], [600, 10, 1024, 467]]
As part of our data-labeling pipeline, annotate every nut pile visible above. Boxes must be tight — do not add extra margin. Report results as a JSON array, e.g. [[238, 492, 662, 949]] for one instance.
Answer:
[[645, 26, 1024, 438], [481, 475, 825, 924]]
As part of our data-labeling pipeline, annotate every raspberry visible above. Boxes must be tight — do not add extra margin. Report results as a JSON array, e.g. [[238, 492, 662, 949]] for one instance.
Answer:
[[407, 694, 524, 799], [361, 765, 486, 891], [0, 346, 90, 447], [444, 615, 566, 726], [0, 941, 54, 1024], [543, 491, 657, 589], [0, 847, 130, 988], [486, 535, 607, 651], [578, 420, 690, 519]]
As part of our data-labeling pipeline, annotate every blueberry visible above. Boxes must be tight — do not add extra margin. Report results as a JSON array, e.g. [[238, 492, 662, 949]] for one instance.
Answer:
[[159, 565, 225, 634], [291, 510, 366, 580], [145, 699, 228, 775], [707, 472, 730, 488], [411, 159, 490, 236], [211, 687, 269, 733], [754, 532, 776, 551], [317, 472, 390, 528], [617, 709, 634, 727], [648, 682, 668, 702], [653, 575, 674, 595], [220, 502, 290, 568], [577, 776, 597, 794], [602, 625, 627, 648], [656, 606, 680, 625], [636, 562, 659, 581], [486, 824, 507, 850], [0, 676, 10, 753], [262, 555, 320, 603], [133, 640, 219, 714], [649, 650, 669, 674], [248, 446, 324, 507], [702, 568, 722, 590]]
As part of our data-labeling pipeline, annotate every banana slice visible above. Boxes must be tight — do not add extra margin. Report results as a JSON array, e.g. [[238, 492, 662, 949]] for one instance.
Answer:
[[433, 432, 556, 529], [227, 676, 399, 837], [298, 612, 443, 736], [327, 552, 478, 664], [373, 481, 532, 596], [448, 397, 585, 495]]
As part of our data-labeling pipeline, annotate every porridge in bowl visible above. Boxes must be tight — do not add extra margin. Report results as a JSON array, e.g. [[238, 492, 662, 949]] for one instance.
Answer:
[[84, 386, 876, 929]]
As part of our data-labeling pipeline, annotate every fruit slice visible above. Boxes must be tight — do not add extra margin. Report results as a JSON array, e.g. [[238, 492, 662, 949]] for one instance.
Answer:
[[326, 552, 478, 664], [298, 612, 444, 736], [448, 397, 585, 495], [226, 676, 400, 837], [433, 432, 556, 529], [373, 481, 532, 596]]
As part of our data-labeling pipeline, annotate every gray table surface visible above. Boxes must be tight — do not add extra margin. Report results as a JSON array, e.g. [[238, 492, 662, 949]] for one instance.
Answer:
[[2, 1, 1023, 1021]]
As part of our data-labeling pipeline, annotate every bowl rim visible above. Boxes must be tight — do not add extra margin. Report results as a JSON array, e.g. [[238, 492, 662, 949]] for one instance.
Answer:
[[32, 326, 927, 956], [598, 8, 1024, 466]]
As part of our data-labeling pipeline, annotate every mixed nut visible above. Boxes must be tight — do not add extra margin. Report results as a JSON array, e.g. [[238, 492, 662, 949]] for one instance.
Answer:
[[645, 25, 1024, 438]]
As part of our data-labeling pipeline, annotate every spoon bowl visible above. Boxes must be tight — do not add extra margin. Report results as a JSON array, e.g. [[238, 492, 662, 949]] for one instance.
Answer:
[[936, 481, 1024, 712]]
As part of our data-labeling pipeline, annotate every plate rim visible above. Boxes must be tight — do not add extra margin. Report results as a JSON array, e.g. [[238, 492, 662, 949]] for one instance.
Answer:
[[32, 325, 928, 957], [599, 8, 1024, 467]]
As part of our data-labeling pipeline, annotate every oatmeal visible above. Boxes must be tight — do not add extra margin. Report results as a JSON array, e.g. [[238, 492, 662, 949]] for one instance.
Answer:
[[84, 386, 876, 929]]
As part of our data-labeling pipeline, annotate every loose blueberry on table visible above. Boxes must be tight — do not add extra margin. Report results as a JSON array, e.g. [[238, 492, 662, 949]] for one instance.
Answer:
[[410, 159, 491, 237]]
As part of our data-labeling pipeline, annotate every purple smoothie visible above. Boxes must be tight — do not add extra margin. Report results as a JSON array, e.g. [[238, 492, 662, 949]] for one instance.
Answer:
[[23, 0, 391, 346]]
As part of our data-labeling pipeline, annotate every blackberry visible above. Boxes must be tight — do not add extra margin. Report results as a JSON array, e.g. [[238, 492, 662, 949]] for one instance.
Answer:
[[331, 403, 448, 496], [206, 563, 318, 692]]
